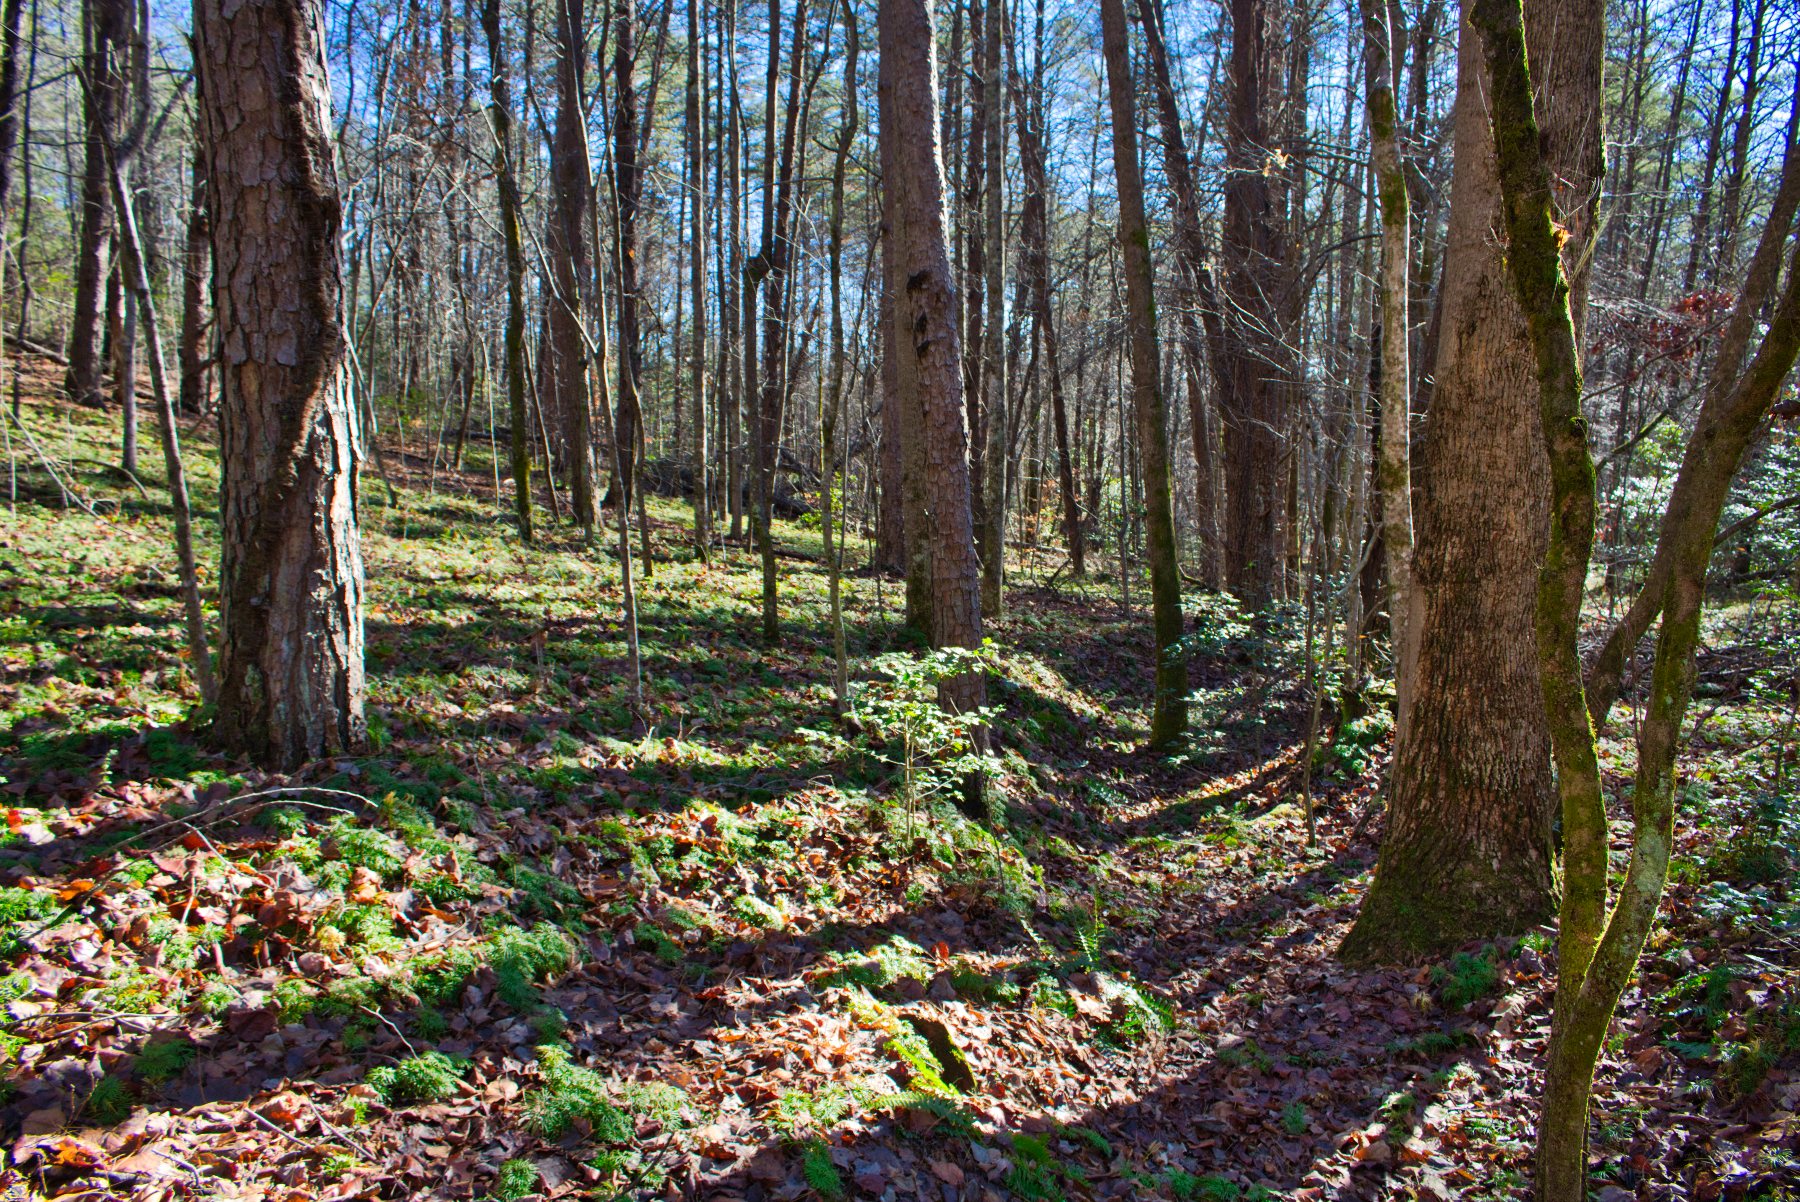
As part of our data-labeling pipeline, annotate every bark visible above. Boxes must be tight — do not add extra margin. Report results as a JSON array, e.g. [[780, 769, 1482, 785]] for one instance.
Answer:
[[612, 0, 645, 509], [1100, 0, 1187, 747], [0, 0, 25, 214], [978, 0, 1005, 618], [880, 0, 985, 730], [66, 0, 128, 408], [177, 155, 209, 416], [878, 21, 933, 636], [549, 0, 598, 532], [1360, 0, 1416, 727], [481, 0, 533, 541], [196, 0, 365, 770], [1472, 4, 1800, 1197], [1341, 0, 1602, 963], [1219, 0, 1297, 605], [686, 0, 710, 557], [823, 0, 858, 706]]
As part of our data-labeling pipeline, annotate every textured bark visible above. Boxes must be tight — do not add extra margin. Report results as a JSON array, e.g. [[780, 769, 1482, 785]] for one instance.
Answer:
[[66, 0, 128, 408], [1341, 0, 1602, 964], [548, 0, 598, 532], [1100, 0, 1187, 747], [196, 0, 365, 770], [1219, 0, 1297, 605], [881, 0, 983, 703], [877, 28, 933, 636], [0, 0, 25, 214]]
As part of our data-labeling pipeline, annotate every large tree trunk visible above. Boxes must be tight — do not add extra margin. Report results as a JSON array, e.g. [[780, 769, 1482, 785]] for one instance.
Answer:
[[1099, 0, 1187, 748], [1219, 0, 1298, 605], [880, 0, 984, 725], [66, 0, 128, 408], [549, 0, 598, 532], [1341, 0, 1602, 964], [196, 0, 365, 770]]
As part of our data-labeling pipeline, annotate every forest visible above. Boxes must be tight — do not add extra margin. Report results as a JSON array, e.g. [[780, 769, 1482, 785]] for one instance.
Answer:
[[0, 0, 1797, 1195]]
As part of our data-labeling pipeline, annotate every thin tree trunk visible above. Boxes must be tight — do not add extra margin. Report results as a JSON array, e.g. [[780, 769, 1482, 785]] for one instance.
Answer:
[[482, 0, 533, 541], [1100, 0, 1186, 748]]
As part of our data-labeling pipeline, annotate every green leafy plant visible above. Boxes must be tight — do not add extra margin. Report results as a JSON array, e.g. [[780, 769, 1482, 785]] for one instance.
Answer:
[[849, 645, 1002, 830]]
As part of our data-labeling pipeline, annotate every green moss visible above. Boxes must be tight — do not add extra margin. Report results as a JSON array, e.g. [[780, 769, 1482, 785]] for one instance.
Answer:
[[135, 1038, 197, 1083], [491, 1158, 539, 1200], [366, 1051, 469, 1106]]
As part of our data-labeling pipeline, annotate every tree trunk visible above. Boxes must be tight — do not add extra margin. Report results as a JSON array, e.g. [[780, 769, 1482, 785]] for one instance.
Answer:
[[1003, 11, 1081, 577], [1219, 0, 1297, 605], [612, 0, 645, 511], [549, 0, 598, 532], [685, 0, 710, 558], [196, 0, 365, 770], [1099, 0, 1186, 748], [1360, 0, 1416, 727], [177, 154, 209, 416], [66, 0, 126, 409], [1341, 0, 1601, 963], [881, 0, 985, 742], [481, 0, 533, 541], [978, 0, 1006, 618]]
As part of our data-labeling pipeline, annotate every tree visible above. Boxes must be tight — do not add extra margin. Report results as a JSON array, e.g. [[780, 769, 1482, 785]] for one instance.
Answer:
[[685, 0, 710, 557], [65, 0, 128, 409], [1004, 10, 1081, 577], [481, 0, 533, 542], [1359, 0, 1415, 723], [195, 0, 365, 769], [1098, 0, 1186, 747], [548, 0, 599, 533], [1342, 0, 1603, 963], [1218, 0, 1298, 605], [879, 0, 985, 781]]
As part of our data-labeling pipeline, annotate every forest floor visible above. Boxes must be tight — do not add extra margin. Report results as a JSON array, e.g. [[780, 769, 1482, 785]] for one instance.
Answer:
[[0, 356, 1797, 1202]]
